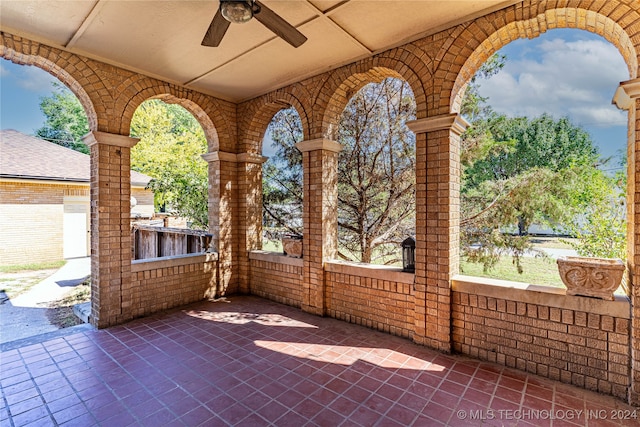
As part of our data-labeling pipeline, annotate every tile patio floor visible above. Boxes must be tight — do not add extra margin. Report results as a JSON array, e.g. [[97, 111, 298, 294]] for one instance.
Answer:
[[1, 295, 638, 427]]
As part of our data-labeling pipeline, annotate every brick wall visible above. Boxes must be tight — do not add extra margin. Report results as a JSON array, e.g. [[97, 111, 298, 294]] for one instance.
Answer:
[[0, 181, 79, 265], [248, 254, 416, 340], [452, 276, 631, 401], [325, 261, 415, 339], [206, 154, 239, 297], [249, 251, 303, 308], [0, 203, 62, 265], [129, 253, 218, 319]]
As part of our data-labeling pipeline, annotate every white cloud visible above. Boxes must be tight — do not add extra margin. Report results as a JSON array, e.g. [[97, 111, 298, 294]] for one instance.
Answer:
[[0, 63, 9, 77], [478, 36, 629, 128], [13, 64, 57, 93]]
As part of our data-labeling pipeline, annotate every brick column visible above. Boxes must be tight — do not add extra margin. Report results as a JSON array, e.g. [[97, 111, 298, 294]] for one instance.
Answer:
[[203, 151, 238, 296], [406, 114, 468, 352], [613, 78, 640, 405], [237, 153, 268, 294], [295, 138, 342, 316], [83, 131, 138, 328]]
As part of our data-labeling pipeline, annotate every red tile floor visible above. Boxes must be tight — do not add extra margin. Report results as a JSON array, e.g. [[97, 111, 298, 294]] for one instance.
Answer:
[[1, 296, 638, 426]]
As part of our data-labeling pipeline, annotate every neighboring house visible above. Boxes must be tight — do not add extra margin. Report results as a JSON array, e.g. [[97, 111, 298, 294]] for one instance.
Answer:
[[0, 129, 154, 265]]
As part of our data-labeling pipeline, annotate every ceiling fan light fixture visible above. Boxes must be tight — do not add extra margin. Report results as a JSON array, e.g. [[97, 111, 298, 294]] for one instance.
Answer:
[[220, 1, 254, 24]]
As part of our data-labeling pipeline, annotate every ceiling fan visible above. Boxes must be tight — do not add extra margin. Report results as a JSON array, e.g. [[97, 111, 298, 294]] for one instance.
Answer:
[[202, 0, 307, 48]]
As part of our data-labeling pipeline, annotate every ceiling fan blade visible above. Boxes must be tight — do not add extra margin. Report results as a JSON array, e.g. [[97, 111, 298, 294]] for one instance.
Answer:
[[202, 8, 230, 47], [253, 1, 307, 48]]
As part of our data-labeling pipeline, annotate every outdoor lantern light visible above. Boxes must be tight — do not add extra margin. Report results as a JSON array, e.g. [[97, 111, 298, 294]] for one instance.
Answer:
[[220, 0, 259, 24], [402, 236, 416, 273]]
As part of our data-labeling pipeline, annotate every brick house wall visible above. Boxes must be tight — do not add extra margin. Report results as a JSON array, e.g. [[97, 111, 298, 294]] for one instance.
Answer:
[[0, 180, 153, 266], [0, 181, 65, 265]]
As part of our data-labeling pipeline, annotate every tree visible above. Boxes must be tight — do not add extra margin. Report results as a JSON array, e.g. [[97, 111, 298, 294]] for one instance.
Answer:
[[262, 108, 304, 241], [460, 101, 602, 270], [34, 85, 209, 228], [264, 55, 613, 272], [36, 82, 89, 153], [562, 167, 626, 260], [263, 78, 416, 264], [336, 78, 415, 263], [130, 100, 208, 229], [463, 114, 599, 234], [455, 52, 614, 272]]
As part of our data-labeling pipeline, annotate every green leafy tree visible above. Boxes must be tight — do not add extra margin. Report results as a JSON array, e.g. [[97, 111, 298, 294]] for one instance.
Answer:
[[459, 55, 605, 272], [463, 114, 599, 234], [264, 54, 619, 272], [130, 100, 208, 229], [35, 85, 209, 228], [562, 168, 626, 260], [36, 82, 89, 153]]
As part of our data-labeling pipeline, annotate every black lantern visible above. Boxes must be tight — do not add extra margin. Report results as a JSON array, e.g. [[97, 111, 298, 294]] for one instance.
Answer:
[[402, 236, 415, 273]]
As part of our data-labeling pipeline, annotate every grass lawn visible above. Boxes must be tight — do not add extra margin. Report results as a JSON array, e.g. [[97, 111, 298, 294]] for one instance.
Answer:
[[0, 260, 66, 274], [263, 240, 283, 252], [263, 236, 570, 286], [460, 255, 564, 288], [263, 236, 626, 294]]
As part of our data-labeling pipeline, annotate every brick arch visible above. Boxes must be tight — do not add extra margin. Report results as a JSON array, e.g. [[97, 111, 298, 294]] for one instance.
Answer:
[[0, 34, 102, 132], [238, 85, 311, 155], [447, 5, 639, 115], [116, 76, 233, 153], [316, 49, 428, 140]]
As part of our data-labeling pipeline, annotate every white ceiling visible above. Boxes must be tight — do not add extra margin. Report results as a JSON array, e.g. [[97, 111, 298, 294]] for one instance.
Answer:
[[0, 0, 519, 102]]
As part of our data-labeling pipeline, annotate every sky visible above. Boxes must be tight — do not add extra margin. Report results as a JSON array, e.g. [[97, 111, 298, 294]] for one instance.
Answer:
[[0, 60, 57, 134], [476, 28, 628, 167], [0, 28, 629, 167]]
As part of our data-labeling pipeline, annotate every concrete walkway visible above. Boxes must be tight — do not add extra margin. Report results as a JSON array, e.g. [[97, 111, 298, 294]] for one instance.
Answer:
[[0, 257, 90, 344], [526, 247, 578, 259]]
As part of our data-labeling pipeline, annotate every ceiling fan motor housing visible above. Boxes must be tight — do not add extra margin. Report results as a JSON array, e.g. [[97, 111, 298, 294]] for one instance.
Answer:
[[220, 0, 260, 24]]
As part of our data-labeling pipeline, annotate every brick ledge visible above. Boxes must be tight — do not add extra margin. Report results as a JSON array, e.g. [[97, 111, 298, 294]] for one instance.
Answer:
[[325, 260, 414, 284], [452, 275, 630, 318], [132, 252, 218, 272], [249, 250, 304, 267]]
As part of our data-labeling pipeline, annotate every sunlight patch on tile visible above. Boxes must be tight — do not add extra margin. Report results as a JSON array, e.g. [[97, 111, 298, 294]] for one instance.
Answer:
[[184, 310, 318, 328], [254, 340, 446, 372]]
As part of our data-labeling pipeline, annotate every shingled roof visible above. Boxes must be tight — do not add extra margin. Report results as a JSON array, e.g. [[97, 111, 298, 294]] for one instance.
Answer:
[[0, 129, 151, 187]]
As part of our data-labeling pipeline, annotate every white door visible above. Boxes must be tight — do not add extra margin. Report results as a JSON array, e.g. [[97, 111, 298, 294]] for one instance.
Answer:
[[63, 203, 89, 258]]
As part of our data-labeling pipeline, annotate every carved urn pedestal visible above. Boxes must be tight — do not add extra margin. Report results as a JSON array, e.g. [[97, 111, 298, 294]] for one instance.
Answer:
[[557, 256, 624, 301], [281, 236, 303, 258]]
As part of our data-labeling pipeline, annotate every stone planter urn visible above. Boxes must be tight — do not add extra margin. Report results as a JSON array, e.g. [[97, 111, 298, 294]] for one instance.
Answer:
[[281, 235, 303, 258], [557, 256, 624, 301]]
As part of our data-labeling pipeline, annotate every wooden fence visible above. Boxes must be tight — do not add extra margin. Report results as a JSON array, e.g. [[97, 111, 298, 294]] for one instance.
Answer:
[[132, 224, 213, 260]]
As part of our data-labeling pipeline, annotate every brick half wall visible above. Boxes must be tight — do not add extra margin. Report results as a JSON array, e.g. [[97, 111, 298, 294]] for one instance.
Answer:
[[249, 251, 303, 308], [325, 261, 415, 339], [129, 253, 218, 319], [452, 275, 631, 400]]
